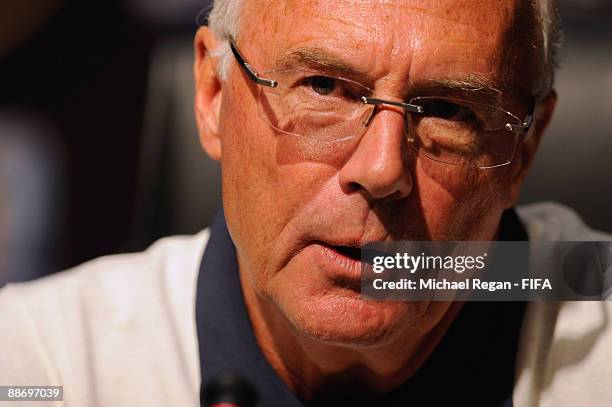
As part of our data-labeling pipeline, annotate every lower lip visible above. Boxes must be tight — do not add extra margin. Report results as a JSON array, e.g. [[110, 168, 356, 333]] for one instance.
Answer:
[[313, 243, 363, 280]]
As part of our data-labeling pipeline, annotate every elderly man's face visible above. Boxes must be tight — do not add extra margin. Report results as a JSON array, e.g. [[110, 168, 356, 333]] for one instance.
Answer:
[[196, 0, 541, 345]]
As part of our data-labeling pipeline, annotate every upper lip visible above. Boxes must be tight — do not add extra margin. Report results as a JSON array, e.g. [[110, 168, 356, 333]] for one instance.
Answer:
[[314, 238, 388, 263], [314, 236, 386, 249]]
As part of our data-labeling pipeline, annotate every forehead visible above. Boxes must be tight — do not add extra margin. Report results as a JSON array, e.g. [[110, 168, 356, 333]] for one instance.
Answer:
[[241, 0, 525, 94]]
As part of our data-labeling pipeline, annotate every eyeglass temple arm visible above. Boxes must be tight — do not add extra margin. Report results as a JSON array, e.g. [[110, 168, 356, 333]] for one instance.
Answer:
[[505, 98, 536, 136], [229, 41, 278, 88]]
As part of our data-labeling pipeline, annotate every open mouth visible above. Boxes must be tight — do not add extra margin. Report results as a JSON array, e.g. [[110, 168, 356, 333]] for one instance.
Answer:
[[316, 242, 391, 291], [332, 245, 363, 262], [322, 243, 388, 265]]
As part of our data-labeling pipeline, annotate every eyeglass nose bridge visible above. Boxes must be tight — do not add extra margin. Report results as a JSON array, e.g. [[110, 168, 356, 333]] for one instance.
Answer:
[[360, 96, 424, 129]]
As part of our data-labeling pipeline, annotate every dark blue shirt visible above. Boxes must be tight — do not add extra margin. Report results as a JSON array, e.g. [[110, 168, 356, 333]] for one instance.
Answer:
[[196, 209, 527, 406]]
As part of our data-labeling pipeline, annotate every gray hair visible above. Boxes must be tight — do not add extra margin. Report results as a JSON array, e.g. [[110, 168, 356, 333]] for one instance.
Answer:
[[535, 0, 563, 98], [205, 0, 562, 97], [206, 0, 245, 81]]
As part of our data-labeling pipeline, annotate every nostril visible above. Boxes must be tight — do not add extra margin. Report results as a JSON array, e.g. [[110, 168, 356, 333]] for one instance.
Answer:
[[347, 182, 360, 192]]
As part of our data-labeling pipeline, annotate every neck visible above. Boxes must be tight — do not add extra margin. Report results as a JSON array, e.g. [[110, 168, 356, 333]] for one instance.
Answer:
[[239, 265, 463, 403]]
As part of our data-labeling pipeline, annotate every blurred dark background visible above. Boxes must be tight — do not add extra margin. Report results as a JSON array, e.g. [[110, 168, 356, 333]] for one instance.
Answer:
[[0, 0, 610, 285]]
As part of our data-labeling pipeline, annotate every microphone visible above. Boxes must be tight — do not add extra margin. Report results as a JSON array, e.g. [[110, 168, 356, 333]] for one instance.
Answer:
[[202, 372, 258, 407]]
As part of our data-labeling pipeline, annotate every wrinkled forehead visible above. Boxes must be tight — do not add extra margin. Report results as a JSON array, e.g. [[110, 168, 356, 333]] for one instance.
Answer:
[[239, 0, 533, 97], [251, 0, 517, 34]]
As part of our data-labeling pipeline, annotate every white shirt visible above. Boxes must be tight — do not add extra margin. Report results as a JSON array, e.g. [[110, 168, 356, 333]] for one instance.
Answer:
[[0, 202, 610, 406]]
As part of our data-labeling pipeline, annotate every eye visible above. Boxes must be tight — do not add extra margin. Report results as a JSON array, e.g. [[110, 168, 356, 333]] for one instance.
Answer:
[[423, 100, 475, 122], [305, 76, 337, 96]]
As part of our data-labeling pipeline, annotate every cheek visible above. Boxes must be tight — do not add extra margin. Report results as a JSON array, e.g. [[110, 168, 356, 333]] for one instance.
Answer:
[[219, 78, 281, 266], [218, 77, 338, 281], [415, 160, 511, 239]]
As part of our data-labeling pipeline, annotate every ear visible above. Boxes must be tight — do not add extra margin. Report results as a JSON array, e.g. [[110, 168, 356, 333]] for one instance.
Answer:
[[506, 90, 557, 207], [194, 26, 223, 161]]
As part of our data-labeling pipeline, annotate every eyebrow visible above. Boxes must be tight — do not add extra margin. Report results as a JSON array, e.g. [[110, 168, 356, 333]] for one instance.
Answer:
[[275, 47, 366, 78], [274, 49, 504, 103], [420, 74, 504, 103]]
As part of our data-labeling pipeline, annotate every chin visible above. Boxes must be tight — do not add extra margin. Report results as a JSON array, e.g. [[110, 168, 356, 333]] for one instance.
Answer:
[[281, 291, 420, 347]]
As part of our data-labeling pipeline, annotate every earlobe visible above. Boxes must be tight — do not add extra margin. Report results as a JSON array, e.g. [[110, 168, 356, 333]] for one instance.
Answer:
[[505, 90, 558, 208], [194, 26, 223, 161]]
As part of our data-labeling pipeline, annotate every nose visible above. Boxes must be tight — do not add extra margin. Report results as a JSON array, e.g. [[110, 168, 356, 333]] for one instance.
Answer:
[[338, 106, 413, 201]]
